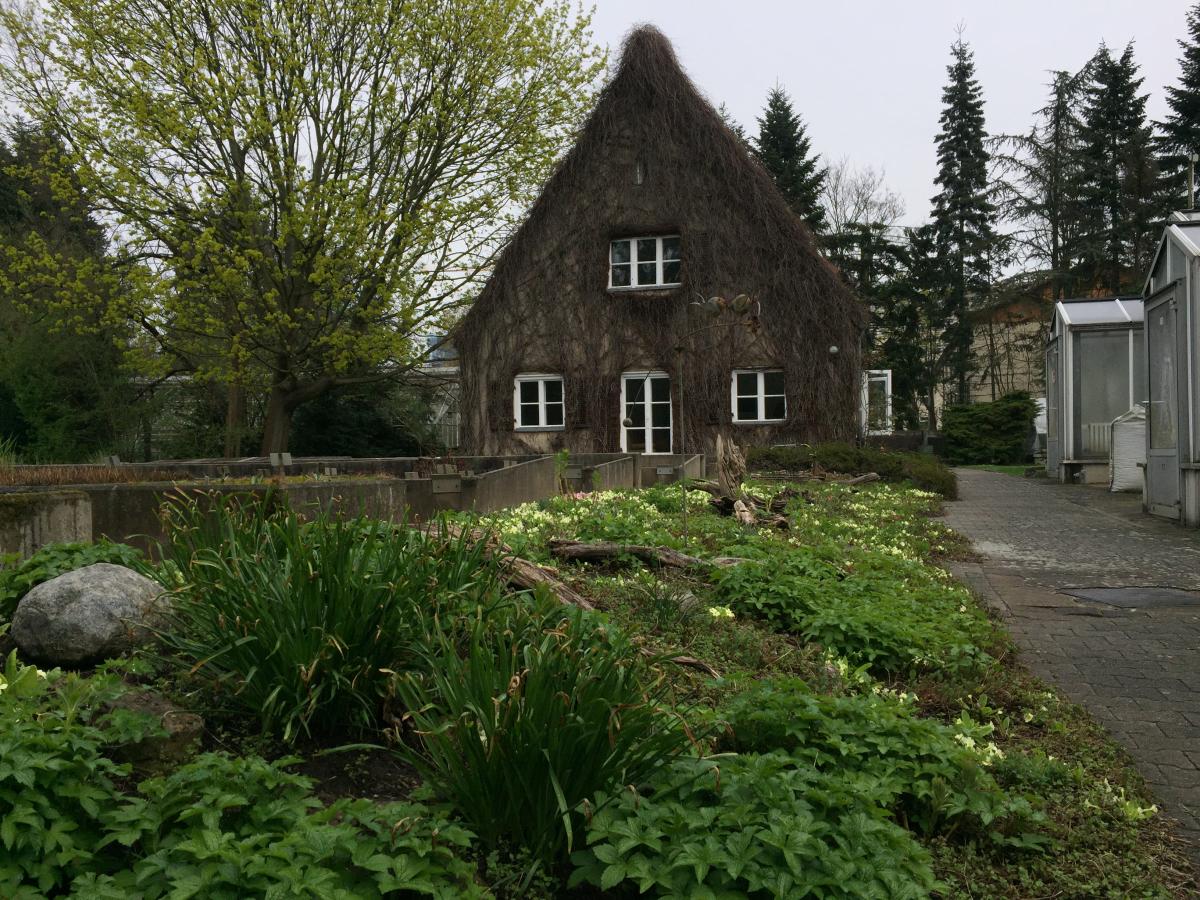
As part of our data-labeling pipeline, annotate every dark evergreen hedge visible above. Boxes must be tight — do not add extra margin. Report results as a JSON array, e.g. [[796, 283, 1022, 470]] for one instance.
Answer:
[[940, 392, 1037, 466]]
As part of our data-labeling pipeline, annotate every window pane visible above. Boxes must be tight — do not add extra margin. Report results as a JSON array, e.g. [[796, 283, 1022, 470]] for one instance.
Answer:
[[626, 403, 645, 427], [735, 372, 758, 397], [545, 402, 564, 427], [764, 396, 786, 420], [637, 238, 657, 262], [1149, 307, 1177, 450], [662, 260, 681, 284], [1132, 329, 1147, 404], [651, 403, 670, 427], [627, 429, 646, 452], [610, 264, 631, 287], [519, 381, 539, 404], [544, 379, 562, 403], [737, 397, 758, 421], [650, 377, 670, 402], [651, 428, 672, 452], [662, 236, 680, 260], [1074, 330, 1130, 457], [519, 404, 540, 427], [624, 377, 646, 403], [763, 371, 784, 396], [637, 262, 657, 285], [610, 240, 630, 263]]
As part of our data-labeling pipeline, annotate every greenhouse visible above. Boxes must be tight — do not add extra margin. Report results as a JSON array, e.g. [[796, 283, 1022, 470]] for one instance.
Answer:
[[1142, 211, 1200, 523], [1045, 296, 1146, 485]]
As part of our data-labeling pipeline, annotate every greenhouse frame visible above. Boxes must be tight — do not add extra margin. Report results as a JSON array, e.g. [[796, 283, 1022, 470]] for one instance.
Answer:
[[1141, 211, 1200, 523], [1045, 296, 1146, 485]]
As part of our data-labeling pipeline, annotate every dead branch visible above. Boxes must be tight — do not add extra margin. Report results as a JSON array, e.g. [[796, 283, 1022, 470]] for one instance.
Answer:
[[549, 539, 710, 570]]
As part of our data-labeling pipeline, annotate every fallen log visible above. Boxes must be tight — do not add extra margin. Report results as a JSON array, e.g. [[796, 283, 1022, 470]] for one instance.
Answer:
[[846, 472, 881, 485], [732, 499, 756, 526], [425, 523, 595, 611], [548, 539, 709, 570]]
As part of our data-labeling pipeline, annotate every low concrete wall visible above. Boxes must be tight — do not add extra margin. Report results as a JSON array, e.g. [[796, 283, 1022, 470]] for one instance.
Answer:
[[80, 480, 407, 552], [634, 454, 706, 487], [0, 491, 92, 560]]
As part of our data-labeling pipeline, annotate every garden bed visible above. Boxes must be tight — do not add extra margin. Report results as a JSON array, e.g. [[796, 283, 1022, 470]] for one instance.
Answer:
[[0, 481, 1192, 897]]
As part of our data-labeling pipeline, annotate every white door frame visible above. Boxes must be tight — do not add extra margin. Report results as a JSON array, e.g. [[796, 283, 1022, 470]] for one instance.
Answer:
[[620, 370, 672, 454], [861, 369, 893, 434]]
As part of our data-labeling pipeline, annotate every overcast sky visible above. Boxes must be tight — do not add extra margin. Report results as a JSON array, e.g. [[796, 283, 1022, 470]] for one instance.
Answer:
[[589, 1, 1195, 227]]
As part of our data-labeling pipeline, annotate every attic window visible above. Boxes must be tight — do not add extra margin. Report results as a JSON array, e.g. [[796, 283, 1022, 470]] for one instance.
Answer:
[[513, 374, 565, 431], [731, 369, 786, 423], [610, 236, 681, 289]]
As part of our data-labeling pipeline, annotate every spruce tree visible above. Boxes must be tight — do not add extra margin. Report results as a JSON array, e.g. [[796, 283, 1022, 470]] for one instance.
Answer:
[[1078, 43, 1166, 293], [993, 69, 1089, 300], [930, 37, 995, 405], [753, 86, 827, 234], [1158, 1, 1200, 206]]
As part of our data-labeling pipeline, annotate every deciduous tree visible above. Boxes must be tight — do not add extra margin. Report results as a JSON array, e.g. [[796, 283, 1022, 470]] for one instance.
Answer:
[[0, 0, 603, 452]]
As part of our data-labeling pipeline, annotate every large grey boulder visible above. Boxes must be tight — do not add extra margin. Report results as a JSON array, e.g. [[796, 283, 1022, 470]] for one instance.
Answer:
[[11, 563, 167, 666]]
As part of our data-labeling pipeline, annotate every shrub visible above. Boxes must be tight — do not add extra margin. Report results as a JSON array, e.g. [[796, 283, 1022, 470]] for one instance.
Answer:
[[154, 492, 507, 742], [393, 593, 692, 866], [570, 753, 938, 898], [0, 540, 142, 623], [941, 392, 1037, 466], [746, 442, 957, 498], [715, 679, 1025, 837]]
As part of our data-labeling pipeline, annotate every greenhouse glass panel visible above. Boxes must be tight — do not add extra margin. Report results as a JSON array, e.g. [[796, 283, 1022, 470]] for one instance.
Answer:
[[1073, 330, 1130, 458], [1132, 329, 1147, 404], [1065, 301, 1128, 325], [1148, 305, 1178, 451]]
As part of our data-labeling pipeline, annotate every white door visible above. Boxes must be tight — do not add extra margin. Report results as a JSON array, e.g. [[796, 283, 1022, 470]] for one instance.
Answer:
[[621, 372, 672, 453]]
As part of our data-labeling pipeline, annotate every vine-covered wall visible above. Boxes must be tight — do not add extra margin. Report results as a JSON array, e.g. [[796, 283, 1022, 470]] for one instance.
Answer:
[[456, 27, 864, 456]]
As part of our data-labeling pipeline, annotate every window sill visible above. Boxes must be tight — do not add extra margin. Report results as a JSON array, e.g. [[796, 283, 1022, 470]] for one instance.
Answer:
[[514, 426, 565, 433], [607, 285, 681, 294], [732, 419, 786, 426]]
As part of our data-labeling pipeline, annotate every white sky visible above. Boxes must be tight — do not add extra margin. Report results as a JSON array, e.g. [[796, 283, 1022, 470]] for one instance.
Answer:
[[589, 0, 1195, 227]]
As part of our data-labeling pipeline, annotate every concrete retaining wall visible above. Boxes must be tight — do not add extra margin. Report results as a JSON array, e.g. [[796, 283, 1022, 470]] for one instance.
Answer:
[[0, 491, 92, 560]]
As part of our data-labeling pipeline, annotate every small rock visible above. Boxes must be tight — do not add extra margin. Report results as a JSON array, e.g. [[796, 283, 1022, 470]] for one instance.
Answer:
[[11, 563, 167, 666], [107, 688, 204, 774]]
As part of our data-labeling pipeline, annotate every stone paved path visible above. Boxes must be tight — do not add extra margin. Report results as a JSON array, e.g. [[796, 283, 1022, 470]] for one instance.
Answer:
[[944, 468, 1200, 866]]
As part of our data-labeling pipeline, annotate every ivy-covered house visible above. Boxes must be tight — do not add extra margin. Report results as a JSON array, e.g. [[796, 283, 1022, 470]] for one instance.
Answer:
[[455, 26, 864, 456]]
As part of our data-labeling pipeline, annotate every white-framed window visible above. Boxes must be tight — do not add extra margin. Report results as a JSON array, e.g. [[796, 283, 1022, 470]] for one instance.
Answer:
[[731, 369, 786, 423], [861, 369, 893, 434], [513, 374, 565, 430], [620, 371, 672, 453], [609, 235, 681, 289]]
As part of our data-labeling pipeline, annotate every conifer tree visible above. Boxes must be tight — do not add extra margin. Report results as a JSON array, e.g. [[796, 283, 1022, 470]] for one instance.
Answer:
[[1078, 43, 1166, 293], [930, 36, 995, 405], [717, 102, 753, 155], [1158, 2, 1200, 206], [993, 69, 1090, 300], [753, 86, 827, 234]]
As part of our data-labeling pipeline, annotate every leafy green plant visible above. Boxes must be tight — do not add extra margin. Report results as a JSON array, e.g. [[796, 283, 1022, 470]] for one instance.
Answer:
[[88, 753, 484, 899], [153, 492, 507, 742], [715, 679, 1034, 839], [571, 753, 939, 898], [941, 392, 1037, 466], [0, 540, 143, 623], [393, 593, 692, 866], [0, 654, 153, 895]]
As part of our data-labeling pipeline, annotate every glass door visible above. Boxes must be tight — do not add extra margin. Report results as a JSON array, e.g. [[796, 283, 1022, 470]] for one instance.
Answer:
[[1146, 295, 1180, 517], [621, 372, 672, 453]]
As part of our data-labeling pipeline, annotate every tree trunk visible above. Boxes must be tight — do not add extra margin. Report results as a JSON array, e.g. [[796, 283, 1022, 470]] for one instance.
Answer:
[[260, 386, 293, 455], [224, 383, 245, 458]]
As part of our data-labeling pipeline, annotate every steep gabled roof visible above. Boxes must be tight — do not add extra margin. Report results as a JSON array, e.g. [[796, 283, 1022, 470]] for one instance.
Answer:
[[461, 24, 860, 330]]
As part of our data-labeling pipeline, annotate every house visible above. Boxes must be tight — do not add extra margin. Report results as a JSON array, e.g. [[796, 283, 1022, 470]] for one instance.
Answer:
[[454, 27, 864, 457]]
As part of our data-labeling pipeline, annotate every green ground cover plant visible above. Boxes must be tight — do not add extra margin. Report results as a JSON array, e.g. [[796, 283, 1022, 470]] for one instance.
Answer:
[[0, 479, 1190, 897]]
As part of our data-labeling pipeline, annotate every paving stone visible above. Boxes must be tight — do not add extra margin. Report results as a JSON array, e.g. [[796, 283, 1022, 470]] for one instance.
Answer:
[[945, 469, 1200, 868]]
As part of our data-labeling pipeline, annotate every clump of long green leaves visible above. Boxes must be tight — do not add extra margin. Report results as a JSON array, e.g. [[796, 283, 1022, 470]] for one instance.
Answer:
[[154, 492, 506, 742], [393, 594, 693, 869]]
